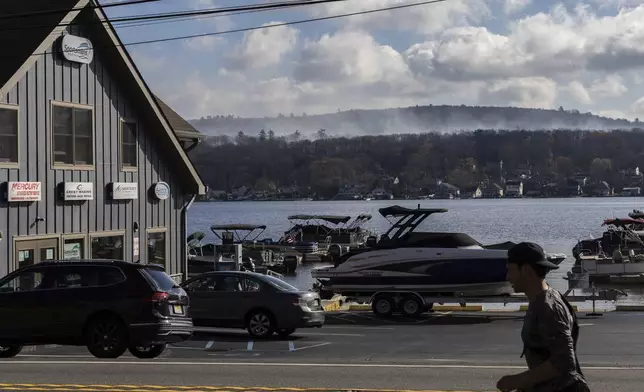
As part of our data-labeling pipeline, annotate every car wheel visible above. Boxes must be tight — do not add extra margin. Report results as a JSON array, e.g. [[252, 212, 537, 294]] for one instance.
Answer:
[[0, 345, 22, 358], [277, 328, 296, 338], [246, 310, 275, 338], [128, 343, 166, 359], [85, 316, 128, 359]]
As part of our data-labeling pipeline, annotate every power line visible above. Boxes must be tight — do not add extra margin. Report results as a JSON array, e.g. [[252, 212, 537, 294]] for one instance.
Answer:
[[112, 1, 317, 29], [0, 0, 160, 21], [124, 0, 449, 47], [29, 0, 449, 57], [0, 0, 349, 32]]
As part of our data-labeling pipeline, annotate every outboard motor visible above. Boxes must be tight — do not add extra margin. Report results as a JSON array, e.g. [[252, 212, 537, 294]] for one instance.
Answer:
[[327, 244, 343, 264], [366, 236, 378, 247]]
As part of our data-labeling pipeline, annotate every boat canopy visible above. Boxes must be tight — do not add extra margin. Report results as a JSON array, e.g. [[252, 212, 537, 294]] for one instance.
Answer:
[[379, 205, 448, 218], [602, 218, 644, 227], [210, 224, 267, 231], [287, 215, 352, 225]]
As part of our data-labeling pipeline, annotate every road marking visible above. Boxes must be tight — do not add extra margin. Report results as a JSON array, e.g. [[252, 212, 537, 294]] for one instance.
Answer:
[[579, 323, 594, 327], [0, 385, 478, 392], [299, 332, 365, 337], [17, 355, 95, 358], [206, 341, 215, 349], [290, 342, 332, 352], [246, 342, 253, 351], [322, 326, 394, 330], [1, 360, 643, 371]]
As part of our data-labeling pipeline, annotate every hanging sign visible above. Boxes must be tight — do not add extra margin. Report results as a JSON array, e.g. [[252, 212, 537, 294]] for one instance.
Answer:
[[63, 182, 94, 200], [7, 182, 42, 202], [60, 34, 94, 64]]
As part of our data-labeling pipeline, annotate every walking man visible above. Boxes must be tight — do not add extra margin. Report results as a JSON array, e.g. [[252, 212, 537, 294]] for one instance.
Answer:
[[496, 242, 590, 392]]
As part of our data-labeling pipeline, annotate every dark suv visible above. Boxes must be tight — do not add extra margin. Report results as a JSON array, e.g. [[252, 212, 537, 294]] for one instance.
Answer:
[[0, 260, 193, 359]]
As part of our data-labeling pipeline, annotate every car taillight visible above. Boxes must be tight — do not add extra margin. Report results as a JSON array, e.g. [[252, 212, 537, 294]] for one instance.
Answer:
[[147, 292, 169, 302], [293, 297, 308, 307]]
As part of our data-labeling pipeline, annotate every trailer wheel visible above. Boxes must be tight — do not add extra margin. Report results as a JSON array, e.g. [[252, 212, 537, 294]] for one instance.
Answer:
[[372, 294, 395, 317], [401, 295, 423, 318]]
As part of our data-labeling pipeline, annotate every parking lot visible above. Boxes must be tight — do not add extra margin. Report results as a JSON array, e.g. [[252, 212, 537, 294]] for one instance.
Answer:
[[13, 309, 644, 365], [2, 311, 644, 391]]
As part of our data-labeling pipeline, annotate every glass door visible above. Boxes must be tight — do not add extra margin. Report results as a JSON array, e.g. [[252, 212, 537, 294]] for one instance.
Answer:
[[14, 238, 59, 269]]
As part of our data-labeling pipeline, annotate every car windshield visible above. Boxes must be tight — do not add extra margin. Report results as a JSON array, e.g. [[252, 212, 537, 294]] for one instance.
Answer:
[[261, 275, 299, 292], [142, 268, 180, 291]]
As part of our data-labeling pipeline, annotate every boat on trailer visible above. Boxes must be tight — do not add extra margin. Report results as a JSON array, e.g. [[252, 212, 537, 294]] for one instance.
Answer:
[[311, 205, 516, 300]]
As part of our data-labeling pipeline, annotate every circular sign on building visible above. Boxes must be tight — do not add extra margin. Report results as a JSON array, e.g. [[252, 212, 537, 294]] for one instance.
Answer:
[[153, 182, 170, 200]]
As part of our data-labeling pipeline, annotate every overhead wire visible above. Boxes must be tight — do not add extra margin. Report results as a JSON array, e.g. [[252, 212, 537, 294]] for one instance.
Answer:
[[0, 0, 351, 32], [113, 2, 310, 29], [122, 0, 450, 47], [26, 0, 450, 57], [0, 0, 160, 21]]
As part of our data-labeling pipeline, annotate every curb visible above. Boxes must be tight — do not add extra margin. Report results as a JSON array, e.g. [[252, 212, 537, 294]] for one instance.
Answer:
[[322, 295, 344, 312], [347, 304, 484, 312], [519, 305, 579, 312], [615, 305, 644, 311]]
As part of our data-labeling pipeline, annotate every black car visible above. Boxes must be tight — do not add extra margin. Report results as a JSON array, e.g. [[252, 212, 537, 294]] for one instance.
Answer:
[[181, 271, 325, 338], [0, 260, 193, 359]]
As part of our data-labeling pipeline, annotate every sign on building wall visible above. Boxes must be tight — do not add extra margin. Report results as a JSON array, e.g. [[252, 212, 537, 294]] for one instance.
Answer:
[[152, 182, 170, 200], [133, 237, 140, 257], [111, 182, 138, 200], [7, 182, 42, 202], [60, 34, 94, 64], [63, 182, 94, 200]]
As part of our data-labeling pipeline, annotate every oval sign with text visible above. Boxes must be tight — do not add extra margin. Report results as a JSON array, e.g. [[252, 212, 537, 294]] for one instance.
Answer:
[[153, 182, 170, 200], [60, 34, 94, 64]]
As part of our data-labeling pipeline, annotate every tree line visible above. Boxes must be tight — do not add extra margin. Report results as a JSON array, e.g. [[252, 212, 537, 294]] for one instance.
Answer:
[[188, 129, 644, 198]]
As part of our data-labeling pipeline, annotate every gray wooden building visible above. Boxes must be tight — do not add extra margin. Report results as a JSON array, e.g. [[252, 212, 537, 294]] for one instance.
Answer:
[[0, 0, 206, 279]]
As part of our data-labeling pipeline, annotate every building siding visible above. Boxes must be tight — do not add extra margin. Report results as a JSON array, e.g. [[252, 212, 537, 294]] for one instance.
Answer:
[[0, 25, 188, 278]]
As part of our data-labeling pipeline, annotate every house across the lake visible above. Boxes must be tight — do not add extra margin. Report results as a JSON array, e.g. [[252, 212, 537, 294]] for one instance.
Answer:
[[0, 0, 205, 279]]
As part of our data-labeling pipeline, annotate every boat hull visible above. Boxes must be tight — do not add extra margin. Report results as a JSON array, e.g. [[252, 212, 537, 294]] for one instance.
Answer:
[[311, 247, 513, 296]]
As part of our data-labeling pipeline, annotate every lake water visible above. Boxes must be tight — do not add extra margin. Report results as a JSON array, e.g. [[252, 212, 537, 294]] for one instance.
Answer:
[[187, 198, 644, 308]]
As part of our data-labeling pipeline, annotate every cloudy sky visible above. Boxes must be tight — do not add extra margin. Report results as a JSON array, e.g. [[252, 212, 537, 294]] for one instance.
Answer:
[[104, 0, 644, 120]]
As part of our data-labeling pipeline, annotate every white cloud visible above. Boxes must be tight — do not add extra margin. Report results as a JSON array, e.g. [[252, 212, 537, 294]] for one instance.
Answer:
[[183, 36, 225, 52], [139, 2, 644, 121], [294, 30, 412, 86], [226, 22, 298, 70], [308, 0, 490, 35], [482, 77, 558, 109], [504, 0, 531, 15], [589, 74, 628, 98], [566, 81, 592, 104]]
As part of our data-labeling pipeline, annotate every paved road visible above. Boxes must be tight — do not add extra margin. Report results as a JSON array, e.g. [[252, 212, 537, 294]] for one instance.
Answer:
[[1, 311, 643, 392]]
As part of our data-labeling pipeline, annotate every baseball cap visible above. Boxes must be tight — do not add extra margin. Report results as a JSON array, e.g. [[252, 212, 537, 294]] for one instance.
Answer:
[[507, 242, 559, 270]]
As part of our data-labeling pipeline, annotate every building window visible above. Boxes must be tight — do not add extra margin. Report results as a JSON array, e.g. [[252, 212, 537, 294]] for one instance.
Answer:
[[52, 103, 93, 166], [90, 234, 124, 260], [63, 237, 85, 260], [148, 231, 166, 266], [0, 105, 18, 164], [121, 120, 137, 169]]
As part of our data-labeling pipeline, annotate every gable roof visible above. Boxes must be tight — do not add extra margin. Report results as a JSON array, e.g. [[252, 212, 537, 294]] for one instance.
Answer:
[[153, 95, 204, 142], [0, 0, 205, 195]]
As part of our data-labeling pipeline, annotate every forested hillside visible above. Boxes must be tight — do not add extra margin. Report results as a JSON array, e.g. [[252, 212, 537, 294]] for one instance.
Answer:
[[189, 129, 644, 198], [190, 105, 637, 139]]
